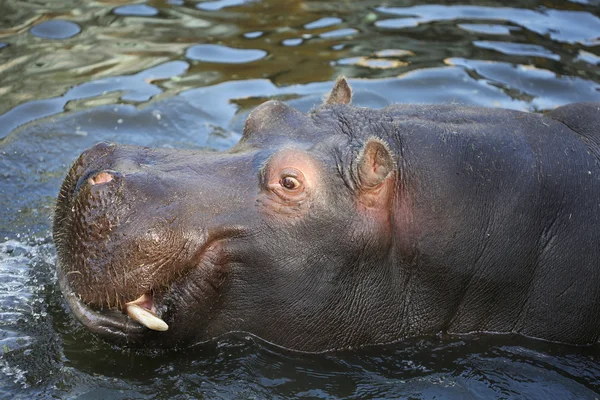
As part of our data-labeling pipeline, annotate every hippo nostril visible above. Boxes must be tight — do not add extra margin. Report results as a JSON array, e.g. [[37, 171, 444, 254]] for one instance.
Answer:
[[74, 169, 121, 195], [89, 171, 115, 186]]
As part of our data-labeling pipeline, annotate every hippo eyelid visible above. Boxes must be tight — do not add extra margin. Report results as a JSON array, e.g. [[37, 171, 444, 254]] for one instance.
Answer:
[[256, 149, 296, 188], [279, 167, 301, 179]]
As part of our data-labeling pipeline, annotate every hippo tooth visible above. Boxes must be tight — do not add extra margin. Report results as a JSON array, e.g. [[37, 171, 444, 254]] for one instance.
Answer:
[[126, 304, 169, 331]]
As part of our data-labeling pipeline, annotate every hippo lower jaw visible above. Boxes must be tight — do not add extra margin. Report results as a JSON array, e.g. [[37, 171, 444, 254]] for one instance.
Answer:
[[57, 264, 165, 340], [56, 232, 232, 345]]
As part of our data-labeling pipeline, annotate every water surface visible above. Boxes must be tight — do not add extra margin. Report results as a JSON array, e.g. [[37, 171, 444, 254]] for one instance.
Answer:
[[1, 0, 599, 398]]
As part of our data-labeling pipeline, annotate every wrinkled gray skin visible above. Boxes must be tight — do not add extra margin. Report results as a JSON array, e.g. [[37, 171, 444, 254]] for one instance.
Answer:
[[53, 78, 600, 352]]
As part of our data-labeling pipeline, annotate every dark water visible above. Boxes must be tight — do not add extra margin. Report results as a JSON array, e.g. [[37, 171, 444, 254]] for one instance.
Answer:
[[1, 0, 599, 398]]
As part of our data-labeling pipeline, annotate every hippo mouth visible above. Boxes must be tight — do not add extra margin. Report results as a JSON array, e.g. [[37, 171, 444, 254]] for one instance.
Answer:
[[57, 265, 165, 340], [55, 234, 231, 344]]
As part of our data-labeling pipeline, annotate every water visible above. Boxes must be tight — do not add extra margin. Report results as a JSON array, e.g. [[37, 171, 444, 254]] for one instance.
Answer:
[[1, 0, 599, 398]]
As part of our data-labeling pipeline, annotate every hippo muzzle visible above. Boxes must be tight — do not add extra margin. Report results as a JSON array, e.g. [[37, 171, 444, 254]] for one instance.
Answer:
[[54, 141, 250, 345]]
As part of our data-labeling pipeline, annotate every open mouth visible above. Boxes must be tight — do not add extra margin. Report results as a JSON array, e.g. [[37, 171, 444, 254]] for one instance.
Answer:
[[57, 265, 168, 340]]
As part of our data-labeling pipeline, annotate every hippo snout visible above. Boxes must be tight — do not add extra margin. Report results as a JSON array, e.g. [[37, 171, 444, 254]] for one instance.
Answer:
[[53, 142, 248, 344]]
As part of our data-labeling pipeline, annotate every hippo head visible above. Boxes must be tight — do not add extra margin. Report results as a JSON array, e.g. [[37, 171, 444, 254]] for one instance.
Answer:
[[54, 78, 413, 351]]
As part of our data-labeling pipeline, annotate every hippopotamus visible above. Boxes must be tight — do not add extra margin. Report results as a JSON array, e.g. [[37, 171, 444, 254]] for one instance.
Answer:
[[53, 78, 600, 352]]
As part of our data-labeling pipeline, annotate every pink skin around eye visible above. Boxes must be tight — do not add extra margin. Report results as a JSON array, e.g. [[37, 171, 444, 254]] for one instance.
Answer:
[[259, 149, 322, 216], [266, 149, 320, 190]]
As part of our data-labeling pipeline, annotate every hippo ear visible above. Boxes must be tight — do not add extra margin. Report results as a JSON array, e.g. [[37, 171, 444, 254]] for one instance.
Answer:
[[324, 77, 352, 105], [356, 138, 396, 206]]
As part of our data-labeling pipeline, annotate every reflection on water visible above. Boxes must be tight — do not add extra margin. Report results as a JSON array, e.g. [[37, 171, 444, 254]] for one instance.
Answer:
[[29, 20, 81, 39], [185, 44, 267, 63], [375, 5, 600, 45], [0, 0, 599, 398]]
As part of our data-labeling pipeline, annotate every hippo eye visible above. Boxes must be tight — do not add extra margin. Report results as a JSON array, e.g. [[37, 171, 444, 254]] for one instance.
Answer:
[[268, 167, 306, 200], [280, 176, 300, 190]]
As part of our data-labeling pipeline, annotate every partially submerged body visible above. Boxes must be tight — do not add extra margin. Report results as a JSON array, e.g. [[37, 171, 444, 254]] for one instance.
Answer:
[[53, 78, 600, 351]]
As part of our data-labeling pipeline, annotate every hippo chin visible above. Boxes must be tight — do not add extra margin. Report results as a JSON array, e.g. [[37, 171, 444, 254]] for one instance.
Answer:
[[53, 78, 600, 352]]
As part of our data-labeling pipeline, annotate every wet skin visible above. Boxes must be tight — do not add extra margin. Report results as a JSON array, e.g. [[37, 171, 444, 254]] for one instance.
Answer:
[[53, 78, 600, 352]]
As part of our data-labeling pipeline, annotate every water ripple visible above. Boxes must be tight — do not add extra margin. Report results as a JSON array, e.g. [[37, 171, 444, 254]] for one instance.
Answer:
[[376, 5, 600, 46], [0, 0, 599, 398], [185, 44, 267, 63]]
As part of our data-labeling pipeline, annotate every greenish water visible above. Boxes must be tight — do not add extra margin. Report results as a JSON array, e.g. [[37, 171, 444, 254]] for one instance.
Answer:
[[0, 0, 599, 398]]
